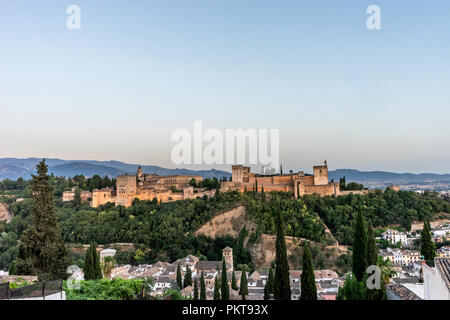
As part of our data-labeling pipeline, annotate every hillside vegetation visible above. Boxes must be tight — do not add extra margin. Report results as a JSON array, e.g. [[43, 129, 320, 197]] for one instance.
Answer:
[[1, 175, 449, 274]]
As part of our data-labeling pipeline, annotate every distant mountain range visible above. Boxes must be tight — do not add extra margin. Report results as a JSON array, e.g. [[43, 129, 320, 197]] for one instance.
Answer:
[[0, 158, 232, 180], [328, 169, 450, 185], [1, 158, 450, 190]]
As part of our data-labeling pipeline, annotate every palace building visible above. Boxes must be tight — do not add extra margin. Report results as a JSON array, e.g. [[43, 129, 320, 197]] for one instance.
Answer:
[[220, 160, 340, 198], [90, 166, 214, 208], [65, 161, 339, 208]]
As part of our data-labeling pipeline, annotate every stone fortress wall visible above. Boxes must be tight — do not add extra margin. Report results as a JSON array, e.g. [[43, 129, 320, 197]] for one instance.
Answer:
[[85, 167, 214, 208], [65, 161, 340, 208], [221, 160, 340, 198]]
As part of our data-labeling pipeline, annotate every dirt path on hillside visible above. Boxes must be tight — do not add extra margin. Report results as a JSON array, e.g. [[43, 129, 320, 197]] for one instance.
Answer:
[[0, 203, 11, 223], [410, 217, 450, 231], [322, 221, 349, 253]]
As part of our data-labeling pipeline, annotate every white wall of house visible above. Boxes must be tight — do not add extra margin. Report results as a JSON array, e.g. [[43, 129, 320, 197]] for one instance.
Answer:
[[423, 264, 450, 300], [7, 291, 66, 300]]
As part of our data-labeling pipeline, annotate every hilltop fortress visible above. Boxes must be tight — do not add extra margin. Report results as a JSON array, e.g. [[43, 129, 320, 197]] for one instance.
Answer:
[[88, 166, 215, 208], [64, 161, 343, 208], [220, 161, 341, 198]]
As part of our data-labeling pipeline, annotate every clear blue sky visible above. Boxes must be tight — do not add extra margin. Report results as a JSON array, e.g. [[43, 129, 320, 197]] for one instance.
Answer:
[[1, 0, 450, 173]]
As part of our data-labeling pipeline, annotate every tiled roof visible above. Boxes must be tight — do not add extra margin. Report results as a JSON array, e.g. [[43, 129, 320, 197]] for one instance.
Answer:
[[195, 261, 230, 271], [256, 270, 269, 276], [318, 293, 336, 300], [165, 265, 176, 273], [435, 258, 450, 292], [249, 271, 261, 280], [155, 276, 171, 283], [314, 270, 339, 279], [393, 277, 420, 284], [248, 288, 264, 294], [387, 283, 423, 300]]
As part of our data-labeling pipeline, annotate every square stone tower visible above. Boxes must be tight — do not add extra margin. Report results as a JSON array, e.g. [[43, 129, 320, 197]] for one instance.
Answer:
[[313, 160, 329, 186], [116, 174, 137, 207], [222, 247, 233, 271]]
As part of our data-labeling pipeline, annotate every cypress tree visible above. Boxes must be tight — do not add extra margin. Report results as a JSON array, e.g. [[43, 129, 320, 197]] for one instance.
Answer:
[[366, 222, 378, 267], [239, 271, 248, 300], [352, 209, 367, 282], [200, 271, 207, 300], [300, 243, 317, 300], [274, 207, 291, 300], [231, 271, 238, 290], [193, 279, 199, 300], [366, 222, 380, 300], [176, 264, 183, 289], [264, 283, 270, 300], [267, 267, 274, 294], [83, 243, 93, 280], [214, 277, 221, 300], [420, 218, 436, 267], [261, 186, 265, 202], [84, 242, 102, 280], [93, 244, 102, 279], [184, 266, 192, 288], [221, 259, 230, 300], [15, 159, 70, 280], [425, 219, 431, 232], [255, 180, 258, 193]]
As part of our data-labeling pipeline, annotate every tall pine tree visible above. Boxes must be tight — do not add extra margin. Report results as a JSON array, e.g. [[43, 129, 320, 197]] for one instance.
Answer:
[[93, 244, 102, 279], [239, 271, 248, 300], [193, 279, 199, 300], [274, 206, 291, 300], [221, 258, 230, 300], [267, 267, 274, 295], [366, 222, 381, 300], [200, 271, 207, 300], [231, 271, 238, 290], [83, 243, 94, 280], [84, 242, 102, 280], [176, 263, 183, 289], [16, 159, 70, 280], [300, 243, 317, 300], [184, 266, 192, 288], [352, 209, 367, 282], [366, 222, 378, 267], [420, 218, 436, 267], [214, 277, 221, 300], [264, 283, 270, 300]]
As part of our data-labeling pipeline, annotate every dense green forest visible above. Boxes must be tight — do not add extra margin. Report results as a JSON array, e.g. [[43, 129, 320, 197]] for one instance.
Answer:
[[1, 175, 449, 273], [303, 189, 450, 245], [245, 192, 328, 243]]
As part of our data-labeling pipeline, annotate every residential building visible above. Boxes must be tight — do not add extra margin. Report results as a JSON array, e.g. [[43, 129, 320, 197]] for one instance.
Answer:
[[382, 229, 408, 246], [423, 258, 450, 300]]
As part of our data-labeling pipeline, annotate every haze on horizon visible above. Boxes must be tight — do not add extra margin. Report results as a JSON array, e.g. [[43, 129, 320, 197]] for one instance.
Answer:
[[1, 1, 450, 174]]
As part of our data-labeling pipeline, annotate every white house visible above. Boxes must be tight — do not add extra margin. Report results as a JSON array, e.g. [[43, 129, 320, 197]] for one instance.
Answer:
[[432, 227, 450, 238], [387, 248, 404, 265], [382, 229, 408, 246], [100, 248, 116, 263], [153, 276, 172, 291]]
